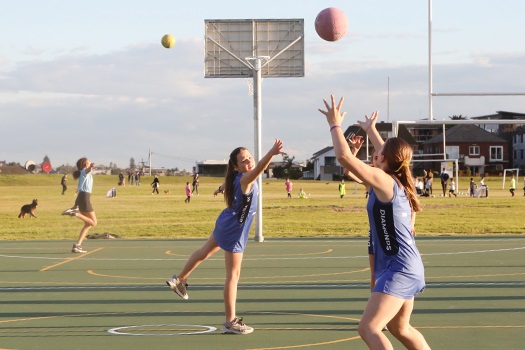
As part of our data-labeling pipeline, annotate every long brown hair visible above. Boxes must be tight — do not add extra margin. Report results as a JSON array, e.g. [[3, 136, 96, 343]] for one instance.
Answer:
[[381, 138, 422, 212], [72, 157, 89, 180], [223, 147, 246, 208]]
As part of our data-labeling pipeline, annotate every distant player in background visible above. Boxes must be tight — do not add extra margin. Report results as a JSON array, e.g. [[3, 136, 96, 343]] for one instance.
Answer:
[[510, 173, 516, 196], [166, 139, 284, 335], [285, 178, 293, 198], [61, 174, 68, 195], [191, 173, 199, 195], [448, 178, 457, 197], [338, 179, 346, 198], [184, 182, 191, 203], [439, 167, 449, 197]]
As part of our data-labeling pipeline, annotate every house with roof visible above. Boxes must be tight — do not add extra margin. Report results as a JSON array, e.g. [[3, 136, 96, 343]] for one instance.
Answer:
[[471, 111, 525, 168], [513, 126, 525, 168], [423, 124, 509, 175]]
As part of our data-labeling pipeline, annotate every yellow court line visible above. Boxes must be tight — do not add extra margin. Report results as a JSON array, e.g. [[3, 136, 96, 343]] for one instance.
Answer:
[[86, 267, 370, 281], [40, 248, 104, 272], [165, 248, 334, 257], [247, 336, 361, 350]]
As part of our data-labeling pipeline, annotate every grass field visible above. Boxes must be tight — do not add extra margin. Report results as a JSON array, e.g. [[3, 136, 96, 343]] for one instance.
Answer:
[[0, 174, 524, 241]]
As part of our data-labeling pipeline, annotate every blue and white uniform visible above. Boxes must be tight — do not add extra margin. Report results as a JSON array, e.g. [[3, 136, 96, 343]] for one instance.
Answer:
[[367, 179, 425, 299], [213, 173, 258, 253]]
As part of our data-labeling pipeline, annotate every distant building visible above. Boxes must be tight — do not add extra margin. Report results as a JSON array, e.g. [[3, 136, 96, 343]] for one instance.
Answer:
[[423, 124, 509, 175], [513, 126, 525, 169], [195, 160, 228, 177]]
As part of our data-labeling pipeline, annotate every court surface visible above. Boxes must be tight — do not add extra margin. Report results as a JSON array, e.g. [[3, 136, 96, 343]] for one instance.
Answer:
[[0, 236, 524, 349]]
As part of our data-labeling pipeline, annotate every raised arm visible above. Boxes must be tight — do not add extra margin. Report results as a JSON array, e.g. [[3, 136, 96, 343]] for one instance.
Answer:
[[240, 139, 284, 192], [344, 134, 365, 184], [319, 95, 393, 201], [357, 111, 384, 151]]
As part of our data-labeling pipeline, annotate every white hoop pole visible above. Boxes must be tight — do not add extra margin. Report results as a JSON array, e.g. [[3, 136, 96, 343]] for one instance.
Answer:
[[250, 58, 264, 242], [428, 0, 433, 121]]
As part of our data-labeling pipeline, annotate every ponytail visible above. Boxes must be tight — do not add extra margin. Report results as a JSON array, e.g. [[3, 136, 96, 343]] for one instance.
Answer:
[[223, 147, 245, 208], [382, 138, 422, 212], [73, 157, 88, 180]]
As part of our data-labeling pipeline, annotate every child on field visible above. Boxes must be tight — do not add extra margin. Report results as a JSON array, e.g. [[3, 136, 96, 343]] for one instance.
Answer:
[[338, 179, 346, 198], [298, 188, 308, 198], [510, 174, 516, 197], [184, 182, 191, 203], [285, 178, 293, 198], [448, 178, 457, 197], [166, 139, 284, 335]]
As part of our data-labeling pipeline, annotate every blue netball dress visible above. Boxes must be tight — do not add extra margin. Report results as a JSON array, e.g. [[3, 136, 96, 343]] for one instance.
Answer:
[[367, 179, 425, 299], [213, 173, 259, 253]]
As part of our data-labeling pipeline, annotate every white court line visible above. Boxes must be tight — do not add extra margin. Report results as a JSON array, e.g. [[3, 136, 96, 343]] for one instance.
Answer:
[[107, 324, 217, 336], [0, 246, 524, 261], [1, 281, 524, 292]]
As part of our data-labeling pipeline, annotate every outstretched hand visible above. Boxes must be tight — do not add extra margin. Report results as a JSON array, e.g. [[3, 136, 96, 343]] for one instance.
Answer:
[[347, 134, 364, 151], [318, 95, 346, 127], [357, 111, 379, 132], [269, 139, 284, 156]]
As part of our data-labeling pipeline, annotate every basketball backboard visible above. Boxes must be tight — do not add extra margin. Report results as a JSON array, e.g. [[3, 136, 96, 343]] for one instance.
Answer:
[[204, 19, 304, 78]]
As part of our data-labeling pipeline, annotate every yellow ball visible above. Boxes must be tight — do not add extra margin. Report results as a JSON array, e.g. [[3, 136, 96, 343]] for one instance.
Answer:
[[161, 34, 175, 48]]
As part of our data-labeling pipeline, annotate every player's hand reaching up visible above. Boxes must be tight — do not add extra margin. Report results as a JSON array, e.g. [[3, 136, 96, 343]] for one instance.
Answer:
[[357, 111, 379, 133], [318, 95, 346, 128], [347, 134, 364, 152], [269, 139, 284, 156]]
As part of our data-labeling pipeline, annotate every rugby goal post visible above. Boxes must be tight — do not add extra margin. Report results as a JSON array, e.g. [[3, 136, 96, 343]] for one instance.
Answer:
[[502, 168, 520, 189]]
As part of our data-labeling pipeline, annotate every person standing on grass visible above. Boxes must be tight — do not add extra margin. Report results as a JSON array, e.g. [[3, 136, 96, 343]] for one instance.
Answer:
[[60, 174, 68, 195], [285, 178, 293, 198], [338, 178, 346, 198], [510, 173, 516, 197], [319, 95, 429, 350], [448, 178, 457, 197], [151, 175, 160, 195], [62, 158, 98, 254], [166, 139, 284, 335], [425, 169, 433, 196], [439, 167, 449, 197], [184, 182, 191, 203], [191, 173, 199, 195]]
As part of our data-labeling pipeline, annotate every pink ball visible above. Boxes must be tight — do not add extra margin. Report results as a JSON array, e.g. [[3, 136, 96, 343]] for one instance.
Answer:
[[314, 7, 348, 42]]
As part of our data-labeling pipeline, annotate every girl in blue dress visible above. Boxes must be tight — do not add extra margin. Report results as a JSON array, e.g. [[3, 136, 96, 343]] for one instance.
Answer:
[[319, 95, 430, 350], [167, 139, 283, 335]]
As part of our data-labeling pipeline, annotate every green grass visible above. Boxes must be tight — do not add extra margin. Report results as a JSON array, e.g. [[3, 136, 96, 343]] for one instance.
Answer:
[[1, 174, 524, 240]]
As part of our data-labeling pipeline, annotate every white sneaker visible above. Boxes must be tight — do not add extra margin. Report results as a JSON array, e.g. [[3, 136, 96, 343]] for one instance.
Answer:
[[166, 275, 188, 300], [222, 317, 254, 334], [62, 208, 78, 216], [71, 244, 86, 253]]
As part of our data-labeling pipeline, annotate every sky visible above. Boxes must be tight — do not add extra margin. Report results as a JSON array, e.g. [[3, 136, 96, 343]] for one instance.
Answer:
[[1, 0, 525, 170]]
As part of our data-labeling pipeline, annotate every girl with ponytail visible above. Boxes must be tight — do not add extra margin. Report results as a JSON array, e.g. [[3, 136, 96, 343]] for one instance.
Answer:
[[61, 157, 98, 254], [166, 139, 283, 335], [319, 95, 430, 350]]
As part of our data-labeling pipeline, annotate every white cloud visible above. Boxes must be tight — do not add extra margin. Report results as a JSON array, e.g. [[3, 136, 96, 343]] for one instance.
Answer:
[[1, 37, 525, 170]]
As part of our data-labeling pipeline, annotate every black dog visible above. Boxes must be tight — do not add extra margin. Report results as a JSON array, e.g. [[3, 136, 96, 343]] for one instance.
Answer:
[[18, 199, 38, 218]]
